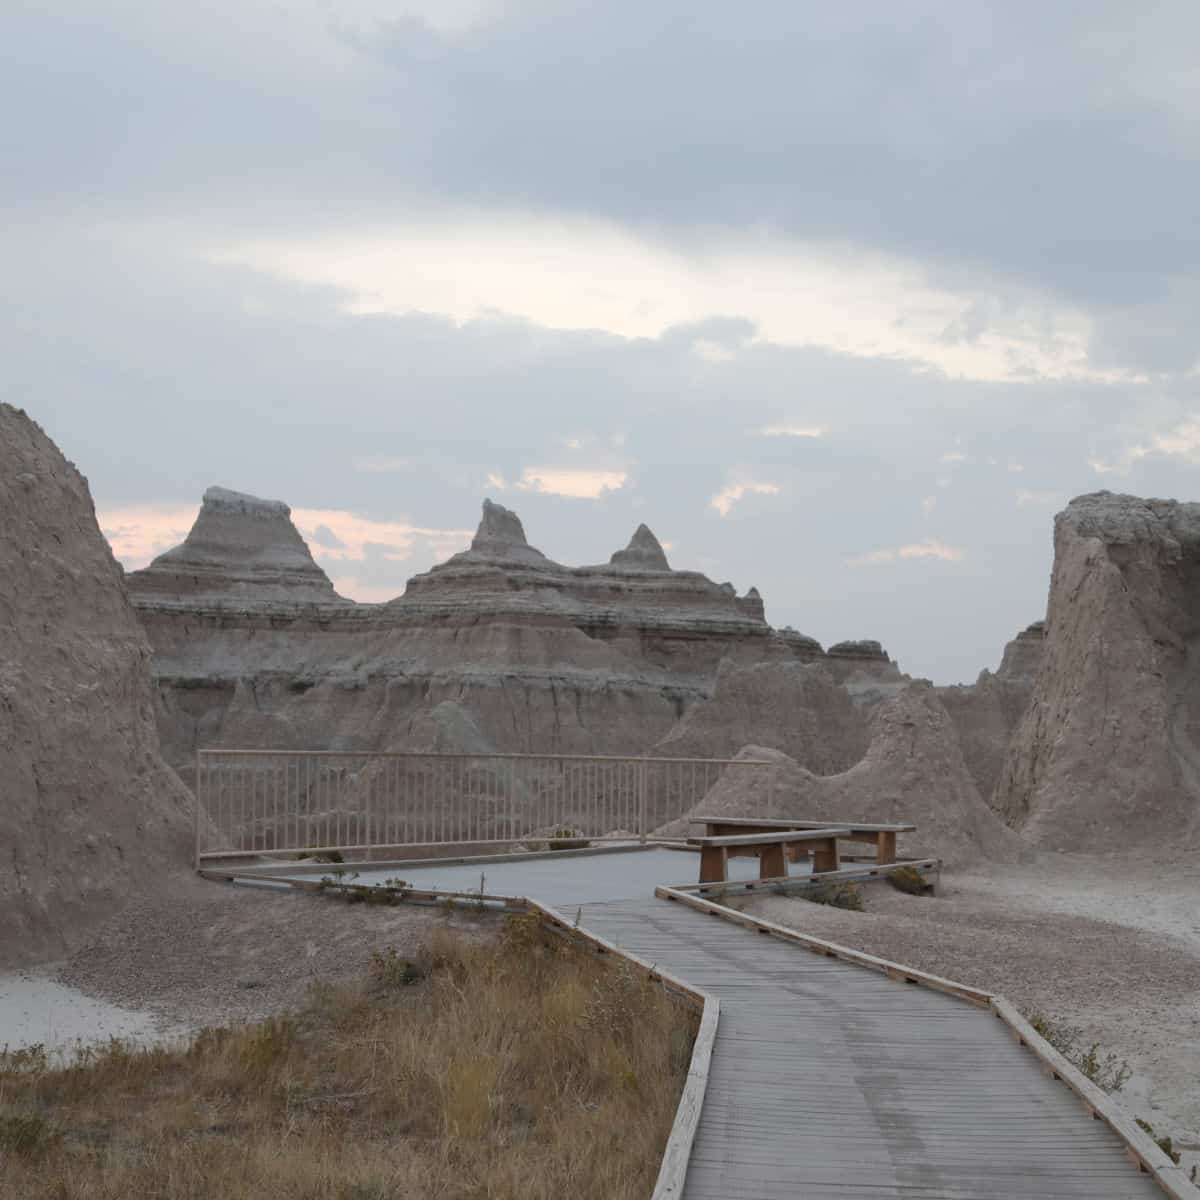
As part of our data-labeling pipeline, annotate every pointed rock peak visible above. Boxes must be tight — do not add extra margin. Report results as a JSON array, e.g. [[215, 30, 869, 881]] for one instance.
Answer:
[[744, 586, 761, 600], [610, 523, 670, 571], [468, 498, 548, 562], [474, 498, 529, 547]]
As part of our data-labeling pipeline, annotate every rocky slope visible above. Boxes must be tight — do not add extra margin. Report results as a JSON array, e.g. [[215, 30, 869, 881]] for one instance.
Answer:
[[995, 492, 1200, 849], [937, 621, 1045, 806], [671, 684, 1023, 862], [0, 405, 193, 966], [128, 494, 901, 776]]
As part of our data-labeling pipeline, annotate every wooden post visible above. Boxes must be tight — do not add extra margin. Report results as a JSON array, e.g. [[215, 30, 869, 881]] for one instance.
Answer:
[[699, 845, 728, 884], [759, 844, 787, 879], [812, 837, 840, 874], [877, 830, 897, 865]]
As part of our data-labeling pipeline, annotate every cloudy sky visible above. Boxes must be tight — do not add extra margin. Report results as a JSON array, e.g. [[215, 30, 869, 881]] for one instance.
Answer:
[[5, 1, 1199, 682]]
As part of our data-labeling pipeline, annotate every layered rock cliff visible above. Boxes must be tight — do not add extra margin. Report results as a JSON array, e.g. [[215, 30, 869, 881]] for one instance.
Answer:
[[995, 492, 1200, 849], [0, 405, 192, 965], [127, 494, 900, 776], [129, 486, 341, 604]]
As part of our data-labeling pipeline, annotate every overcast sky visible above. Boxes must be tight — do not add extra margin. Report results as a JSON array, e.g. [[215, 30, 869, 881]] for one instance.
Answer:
[[5, 1, 1199, 683]]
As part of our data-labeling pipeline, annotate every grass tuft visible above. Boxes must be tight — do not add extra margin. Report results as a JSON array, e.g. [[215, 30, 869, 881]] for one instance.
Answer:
[[886, 866, 934, 896], [804, 882, 864, 911], [1026, 1012, 1132, 1093]]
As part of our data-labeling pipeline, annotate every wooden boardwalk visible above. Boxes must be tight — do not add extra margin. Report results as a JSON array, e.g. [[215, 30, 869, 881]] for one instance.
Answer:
[[578, 897, 1163, 1200]]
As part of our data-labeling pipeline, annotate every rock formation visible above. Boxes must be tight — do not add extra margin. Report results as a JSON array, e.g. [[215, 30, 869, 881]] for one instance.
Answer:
[[609, 523, 671, 571], [937, 621, 1045, 805], [0, 405, 193, 965], [129, 485, 341, 603], [649, 660, 870, 773], [995, 492, 1200, 849], [127, 495, 901, 776], [672, 684, 1022, 862]]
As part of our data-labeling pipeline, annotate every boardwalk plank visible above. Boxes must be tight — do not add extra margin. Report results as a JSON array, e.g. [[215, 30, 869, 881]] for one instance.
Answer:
[[576, 897, 1161, 1200]]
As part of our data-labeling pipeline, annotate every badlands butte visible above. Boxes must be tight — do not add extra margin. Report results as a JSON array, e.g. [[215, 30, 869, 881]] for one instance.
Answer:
[[128, 486, 1047, 851], [4, 402, 1200, 1149]]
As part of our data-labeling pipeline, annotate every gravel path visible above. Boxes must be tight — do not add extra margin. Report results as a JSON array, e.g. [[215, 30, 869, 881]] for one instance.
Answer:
[[59, 873, 498, 1032]]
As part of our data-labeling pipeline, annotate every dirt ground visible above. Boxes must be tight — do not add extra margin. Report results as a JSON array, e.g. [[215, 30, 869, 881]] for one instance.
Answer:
[[743, 848, 1200, 1175], [57, 873, 498, 1031]]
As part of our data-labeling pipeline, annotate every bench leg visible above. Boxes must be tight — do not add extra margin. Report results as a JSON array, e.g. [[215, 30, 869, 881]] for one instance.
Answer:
[[876, 831, 897, 865], [812, 838, 840, 874], [760, 844, 787, 879], [699, 845, 728, 884]]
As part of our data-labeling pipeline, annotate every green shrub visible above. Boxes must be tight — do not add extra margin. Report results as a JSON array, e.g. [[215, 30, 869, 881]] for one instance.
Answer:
[[1027, 1013, 1131, 1093], [370, 947, 424, 988], [887, 866, 933, 896], [804, 882, 864, 911], [1135, 1117, 1182, 1164]]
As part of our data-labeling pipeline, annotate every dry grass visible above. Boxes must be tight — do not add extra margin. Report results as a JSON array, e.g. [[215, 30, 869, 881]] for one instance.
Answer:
[[0, 914, 696, 1200]]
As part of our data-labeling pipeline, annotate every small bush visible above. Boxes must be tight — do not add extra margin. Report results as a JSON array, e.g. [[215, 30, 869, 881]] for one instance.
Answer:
[[1135, 1117, 1182, 1164], [1027, 1013, 1131, 1093], [370, 947, 424, 989], [887, 866, 933, 896], [804, 882, 864, 911]]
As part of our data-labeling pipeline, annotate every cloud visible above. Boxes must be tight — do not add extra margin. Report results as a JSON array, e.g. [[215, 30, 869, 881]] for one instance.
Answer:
[[210, 217, 1109, 384], [760, 424, 827, 438], [1007, 462, 1025, 473], [1015, 489, 1063, 507], [514, 467, 629, 499], [1088, 417, 1200, 475], [292, 508, 473, 564], [98, 504, 202, 569], [938, 450, 967, 463], [96, 502, 473, 590], [309, 523, 347, 550], [710, 481, 781, 517], [845, 539, 965, 567], [355, 455, 410, 473], [920, 495, 938, 514]]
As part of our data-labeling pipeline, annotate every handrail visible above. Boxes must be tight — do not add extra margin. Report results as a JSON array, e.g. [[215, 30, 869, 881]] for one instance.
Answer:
[[198, 748, 768, 765]]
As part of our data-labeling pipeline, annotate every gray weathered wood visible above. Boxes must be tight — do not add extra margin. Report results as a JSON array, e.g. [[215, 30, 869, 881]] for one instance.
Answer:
[[578, 894, 1165, 1199], [687, 827, 852, 847]]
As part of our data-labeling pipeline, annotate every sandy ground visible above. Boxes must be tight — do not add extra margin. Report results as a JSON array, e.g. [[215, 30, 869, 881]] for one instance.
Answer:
[[744, 849, 1200, 1174], [32, 875, 496, 1039]]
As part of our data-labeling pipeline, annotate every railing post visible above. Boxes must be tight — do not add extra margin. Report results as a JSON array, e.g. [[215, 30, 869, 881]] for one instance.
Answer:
[[638, 760, 648, 843], [193, 748, 202, 870]]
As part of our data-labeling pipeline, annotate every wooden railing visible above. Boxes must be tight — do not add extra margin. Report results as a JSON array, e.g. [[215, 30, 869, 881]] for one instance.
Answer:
[[194, 749, 776, 863]]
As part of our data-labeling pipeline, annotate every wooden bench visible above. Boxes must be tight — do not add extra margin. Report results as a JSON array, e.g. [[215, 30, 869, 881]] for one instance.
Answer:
[[691, 817, 916, 865], [686, 828, 851, 884]]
